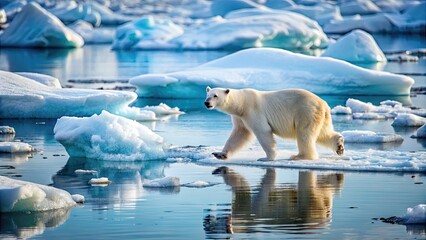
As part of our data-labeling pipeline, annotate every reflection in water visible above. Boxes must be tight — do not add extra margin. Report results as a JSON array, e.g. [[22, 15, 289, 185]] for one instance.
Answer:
[[205, 167, 344, 236], [0, 208, 71, 239], [52, 158, 170, 209]]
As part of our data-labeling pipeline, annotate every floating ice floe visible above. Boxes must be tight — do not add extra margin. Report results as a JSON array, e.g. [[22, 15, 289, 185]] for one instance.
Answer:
[[71, 194, 85, 203], [392, 113, 426, 127], [352, 112, 386, 120], [331, 106, 352, 115], [74, 169, 97, 175], [181, 181, 220, 188], [0, 71, 177, 120], [0, 2, 84, 48], [342, 130, 403, 143], [54, 111, 166, 161], [387, 54, 419, 62], [400, 204, 426, 224], [322, 30, 386, 63], [0, 126, 15, 134], [141, 103, 184, 115], [166, 146, 426, 172], [112, 16, 184, 50], [130, 48, 414, 98], [411, 124, 426, 138], [0, 142, 35, 153], [88, 177, 112, 185], [0, 176, 77, 212], [324, 3, 426, 33], [143, 177, 180, 188], [68, 20, 115, 44]]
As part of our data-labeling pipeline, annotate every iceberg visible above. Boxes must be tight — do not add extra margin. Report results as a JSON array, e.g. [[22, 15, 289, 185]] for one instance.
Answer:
[[129, 48, 414, 98], [0, 2, 84, 48], [0, 126, 15, 134], [339, 0, 380, 16], [342, 130, 403, 143], [392, 114, 426, 127], [0, 142, 34, 153], [112, 16, 184, 50], [0, 71, 161, 119], [68, 20, 115, 44], [322, 30, 386, 63], [0, 176, 76, 212], [400, 204, 426, 224], [54, 111, 166, 161], [411, 124, 426, 138], [331, 105, 352, 115]]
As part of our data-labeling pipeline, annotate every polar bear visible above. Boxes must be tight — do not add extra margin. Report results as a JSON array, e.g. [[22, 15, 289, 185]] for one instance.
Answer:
[[204, 87, 344, 160]]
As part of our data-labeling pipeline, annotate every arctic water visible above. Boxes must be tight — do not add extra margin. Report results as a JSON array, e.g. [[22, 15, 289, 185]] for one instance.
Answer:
[[0, 34, 425, 239]]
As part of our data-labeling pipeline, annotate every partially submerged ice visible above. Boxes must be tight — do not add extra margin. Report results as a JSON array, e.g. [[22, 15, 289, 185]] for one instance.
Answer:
[[0, 2, 84, 48], [412, 124, 426, 138], [0, 142, 35, 153], [322, 30, 386, 63], [54, 111, 166, 161], [0, 176, 76, 212], [342, 130, 403, 143], [130, 48, 414, 98]]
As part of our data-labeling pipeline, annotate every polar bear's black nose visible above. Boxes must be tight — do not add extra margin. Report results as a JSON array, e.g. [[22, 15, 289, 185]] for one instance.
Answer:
[[204, 101, 211, 108]]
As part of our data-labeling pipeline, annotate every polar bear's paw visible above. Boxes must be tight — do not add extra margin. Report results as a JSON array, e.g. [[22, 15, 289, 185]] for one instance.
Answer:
[[335, 135, 345, 156], [212, 152, 228, 160]]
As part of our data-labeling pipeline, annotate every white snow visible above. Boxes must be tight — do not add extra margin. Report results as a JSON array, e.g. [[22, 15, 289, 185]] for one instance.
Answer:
[[16, 72, 62, 88], [68, 20, 115, 44], [392, 114, 426, 127], [0, 176, 76, 212], [112, 16, 184, 50], [71, 194, 85, 203], [0, 71, 162, 119], [130, 48, 414, 98], [54, 111, 166, 161], [411, 124, 426, 138], [322, 30, 386, 63], [0, 126, 15, 134], [400, 204, 426, 224], [346, 98, 377, 113], [342, 130, 403, 143], [0, 2, 84, 48], [141, 103, 184, 115], [143, 177, 180, 188], [74, 169, 97, 175], [0, 142, 35, 153], [331, 105, 352, 115], [166, 146, 426, 172], [88, 177, 111, 185]]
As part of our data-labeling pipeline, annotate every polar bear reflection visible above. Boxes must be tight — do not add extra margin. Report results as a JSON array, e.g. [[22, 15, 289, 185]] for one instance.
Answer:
[[204, 167, 344, 234]]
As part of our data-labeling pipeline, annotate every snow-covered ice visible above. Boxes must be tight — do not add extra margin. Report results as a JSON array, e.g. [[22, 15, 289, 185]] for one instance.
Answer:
[[400, 204, 426, 225], [88, 177, 112, 185], [166, 146, 426, 172], [392, 114, 426, 127], [143, 177, 180, 188], [0, 142, 35, 153], [141, 103, 184, 115], [74, 169, 98, 175], [16, 72, 62, 88], [0, 2, 84, 48], [112, 16, 184, 50], [0, 126, 15, 134], [352, 112, 386, 120], [342, 130, 403, 143], [130, 48, 414, 98], [0, 71, 171, 120], [411, 124, 426, 138], [54, 111, 166, 161], [331, 105, 352, 115], [322, 30, 386, 63], [71, 194, 85, 203], [68, 20, 115, 44], [0, 176, 76, 212]]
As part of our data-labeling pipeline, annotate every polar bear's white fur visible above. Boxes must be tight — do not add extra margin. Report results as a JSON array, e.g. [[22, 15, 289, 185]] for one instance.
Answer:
[[204, 87, 344, 160]]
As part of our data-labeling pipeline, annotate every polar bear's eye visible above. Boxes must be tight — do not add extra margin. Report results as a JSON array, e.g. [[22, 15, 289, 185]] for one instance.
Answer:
[[213, 95, 218, 98]]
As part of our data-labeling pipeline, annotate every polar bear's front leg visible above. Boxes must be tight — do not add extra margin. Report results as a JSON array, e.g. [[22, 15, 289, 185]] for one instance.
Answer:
[[248, 120, 277, 161], [213, 116, 254, 160]]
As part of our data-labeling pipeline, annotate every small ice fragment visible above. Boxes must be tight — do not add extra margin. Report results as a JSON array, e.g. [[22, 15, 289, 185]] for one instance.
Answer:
[[0, 126, 15, 134], [331, 105, 352, 115], [143, 177, 180, 188], [401, 204, 426, 224], [380, 100, 402, 108], [75, 169, 97, 174], [0, 142, 35, 153], [392, 113, 426, 127], [182, 181, 219, 188], [72, 194, 85, 204], [353, 112, 386, 120], [88, 177, 111, 185]]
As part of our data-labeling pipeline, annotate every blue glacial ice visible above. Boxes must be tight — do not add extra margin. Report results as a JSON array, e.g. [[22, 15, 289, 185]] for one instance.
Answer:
[[412, 124, 426, 138], [0, 176, 77, 212], [54, 111, 166, 161], [322, 30, 386, 63], [0, 2, 84, 48], [130, 48, 414, 98]]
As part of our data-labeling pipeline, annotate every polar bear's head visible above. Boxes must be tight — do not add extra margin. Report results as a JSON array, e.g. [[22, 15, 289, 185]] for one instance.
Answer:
[[204, 86, 230, 110]]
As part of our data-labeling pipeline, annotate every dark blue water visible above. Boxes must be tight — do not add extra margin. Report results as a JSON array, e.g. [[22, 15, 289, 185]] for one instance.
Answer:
[[0, 34, 425, 239]]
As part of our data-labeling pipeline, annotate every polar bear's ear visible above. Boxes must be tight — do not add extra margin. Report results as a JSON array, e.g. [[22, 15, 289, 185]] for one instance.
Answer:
[[206, 86, 211, 92], [225, 89, 230, 94]]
